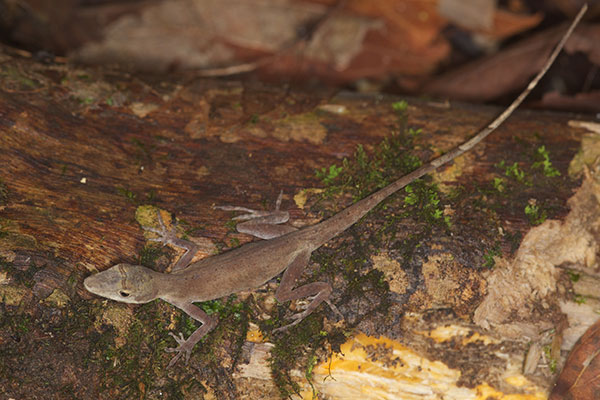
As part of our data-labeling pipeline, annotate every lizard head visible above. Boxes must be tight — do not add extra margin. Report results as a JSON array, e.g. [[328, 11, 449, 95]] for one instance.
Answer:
[[84, 263, 160, 304]]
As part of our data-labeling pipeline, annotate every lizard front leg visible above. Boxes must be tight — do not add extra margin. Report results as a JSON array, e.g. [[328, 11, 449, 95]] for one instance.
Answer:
[[273, 249, 343, 333], [144, 210, 199, 272], [165, 301, 217, 367], [215, 190, 297, 239]]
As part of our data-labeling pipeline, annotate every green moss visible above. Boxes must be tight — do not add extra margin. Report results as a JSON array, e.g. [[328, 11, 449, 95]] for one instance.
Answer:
[[117, 186, 137, 203], [267, 316, 326, 398], [314, 110, 436, 212], [542, 344, 558, 373], [524, 202, 547, 226], [567, 271, 581, 282], [492, 177, 505, 192], [0, 305, 35, 379], [89, 301, 178, 398], [0, 66, 40, 90], [117, 186, 158, 206], [483, 247, 500, 269], [1, 296, 97, 386], [304, 351, 318, 395], [173, 217, 203, 239], [14, 313, 32, 334], [0, 276, 219, 398], [532, 145, 560, 177], [403, 182, 450, 227], [505, 231, 523, 254], [271, 103, 575, 395], [315, 164, 343, 186], [574, 294, 586, 304], [391, 100, 408, 113], [478, 140, 569, 250], [224, 219, 237, 232], [496, 160, 527, 183]]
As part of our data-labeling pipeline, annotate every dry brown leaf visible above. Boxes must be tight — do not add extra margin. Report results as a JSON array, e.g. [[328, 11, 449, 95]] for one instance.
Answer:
[[422, 24, 590, 102], [488, 9, 543, 38], [550, 318, 600, 399]]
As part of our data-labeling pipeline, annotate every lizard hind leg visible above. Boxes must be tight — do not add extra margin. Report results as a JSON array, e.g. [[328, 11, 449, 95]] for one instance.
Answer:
[[273, 249, 343, 333], [215, 190, 297, 240]]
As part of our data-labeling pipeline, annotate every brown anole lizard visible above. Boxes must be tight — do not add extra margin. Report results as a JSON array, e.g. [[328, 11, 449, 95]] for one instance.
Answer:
[[83, 5, 586, 368]]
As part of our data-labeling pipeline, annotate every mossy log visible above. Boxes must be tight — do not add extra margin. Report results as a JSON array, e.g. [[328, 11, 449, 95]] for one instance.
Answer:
[[0, 45, 596, 399]]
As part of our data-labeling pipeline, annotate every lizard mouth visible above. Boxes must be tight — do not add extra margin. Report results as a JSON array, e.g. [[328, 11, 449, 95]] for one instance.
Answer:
[[83, 273, 104, 295], [83, 267, 128, 302]]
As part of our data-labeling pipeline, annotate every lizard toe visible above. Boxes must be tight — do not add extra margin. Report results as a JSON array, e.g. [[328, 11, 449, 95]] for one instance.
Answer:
[[168, 331, 186, 345], [167, 351, 183, 368], [326, 300, 344, 320], [273, 317, 303, 333], [165, 336, 194, 367]]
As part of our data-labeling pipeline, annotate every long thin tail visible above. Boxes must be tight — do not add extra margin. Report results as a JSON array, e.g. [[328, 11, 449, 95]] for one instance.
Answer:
[[306, 4, 587, 249]]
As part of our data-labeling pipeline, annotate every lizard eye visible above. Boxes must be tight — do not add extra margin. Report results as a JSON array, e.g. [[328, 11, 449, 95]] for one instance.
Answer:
[[119, 291, 130, 298]]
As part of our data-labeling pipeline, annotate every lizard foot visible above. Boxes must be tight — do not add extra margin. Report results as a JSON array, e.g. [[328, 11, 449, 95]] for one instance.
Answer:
[[144, 210, 179, 246], [326, 299, 344, 321], [273, 301, 343, 333], [214, 191, 294, 240], [214, 190, 287, 222], [293, 295, 344, 320], [166, 332, 193, 368]]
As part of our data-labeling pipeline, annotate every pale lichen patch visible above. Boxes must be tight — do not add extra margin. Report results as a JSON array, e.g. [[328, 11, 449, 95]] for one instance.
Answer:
[[196, 165, 210, 178], [568, 131, 600, 177], [42, 289, 70, 308], [271, 113, 327, 145], [130, 102, 159, 118], [0, 285, 28, 306], [94, 302, 134, 348], [0, 270, 8, 284], [371, 253, 407, 294], [432, 154, 467, 193], [420, 251, 484, 315], [293, 188, 324, 209]]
